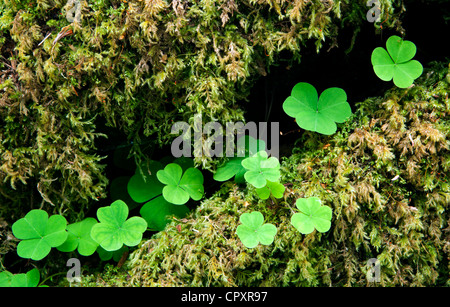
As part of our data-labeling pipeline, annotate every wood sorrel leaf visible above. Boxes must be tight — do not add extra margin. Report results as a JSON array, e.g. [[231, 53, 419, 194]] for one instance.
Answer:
[[236, 211, 277, 248], [157, 163, 204, 205], [0, 268, 40, 287], [90, 200, 147, 251], [283, 82, 352, 135], [291, 197, 332, 234], [12, 210, 68, 261], [214, 136, 266, 183], [255, 180, 285, 200], [213, 157, 247, 182], [139, 195, 189, 231], [371, 35, 423, 88], [241, 151, 280, 188], [57, 217, 99, 256], [127, 160, 164, 203]]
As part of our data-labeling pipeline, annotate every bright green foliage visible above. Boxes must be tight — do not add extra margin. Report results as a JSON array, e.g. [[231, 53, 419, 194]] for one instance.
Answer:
[[56, 217, 99, 256], [127, 161, 165, 203], [241, 151, 280, 189], [371, 35, 423, 88], [90, 200, 147, 252], [94, 62, 450, 287], [291, 197, 332, 234], [140, 195, 190, 231], [214, 137, 284, 205], [216, 138, 284, 200], [255, 180, 285, 200], [213, 136, 266, 183], [0, 268, 40, 287], [12, 210, 68, 260], [0, 0, 369, 219], [213, 158, 247, 183], [157, 163, 204, 205], [97, 246, 129, 262], [0, 271, 15, 287], [171, 157, 196, 172], [283, 82, 352, 135], [0, 0, 425, 287], [236, 212, 277, 248], [125, 159, 191, 230]]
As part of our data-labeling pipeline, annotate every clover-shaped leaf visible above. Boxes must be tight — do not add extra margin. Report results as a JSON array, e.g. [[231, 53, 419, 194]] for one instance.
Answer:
[[236, 211, 277, 248], [12, 210, 68, 261], [255, 180, 285, 200], [0, 268, 40, 287], [139, 195, 189, 231], [291, 197, 332, 234], [283, 82, 352, 135], [241, 151, 280, 188], [0, 271, 14, 287], [90, 200, 147, 251], [96, 245, 129, 262], [156, 163, 204, 205], [213, 136, 266, 183], [213, 157, 247, 183], [56, 218, 99, 256], [371, 35, 423, 88], [127, 160, 164, 203]]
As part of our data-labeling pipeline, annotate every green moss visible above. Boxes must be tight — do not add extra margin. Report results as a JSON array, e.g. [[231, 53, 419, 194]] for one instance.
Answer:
[[89, 61, 449, 287], [1, 0, 399, 220], [79, 264, 131, 287]]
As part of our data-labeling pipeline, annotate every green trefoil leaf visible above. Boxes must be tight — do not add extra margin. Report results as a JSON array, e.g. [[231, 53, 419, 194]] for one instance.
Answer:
[[12, 210, 68, 261], [213, 136, 266, 183], [255, 180, 285, 200], [371, 35, 423, 88], [156, 163, 204, 205], [236, 211, 277, 248], [283, 82, 352, 135], [90, 200, 147, 251], [241, 151, 280, 189], [0, 268, 40, 287], [291, 197, 332, 234], [127, 160, 164, 203], [56, 217, 99, 256]]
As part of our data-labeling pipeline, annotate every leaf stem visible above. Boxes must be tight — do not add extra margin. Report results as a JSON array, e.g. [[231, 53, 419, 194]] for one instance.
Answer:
[[39, 271, 67, 286]]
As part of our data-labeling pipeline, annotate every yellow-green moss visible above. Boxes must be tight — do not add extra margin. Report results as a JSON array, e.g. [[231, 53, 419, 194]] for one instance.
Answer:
[[0, 0, 398, 219], [87, 61, 449, 287]]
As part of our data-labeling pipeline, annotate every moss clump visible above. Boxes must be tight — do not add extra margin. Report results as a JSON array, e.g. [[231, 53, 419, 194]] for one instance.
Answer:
[[0, 0, 399, 220], [87, 61, 449, 287]]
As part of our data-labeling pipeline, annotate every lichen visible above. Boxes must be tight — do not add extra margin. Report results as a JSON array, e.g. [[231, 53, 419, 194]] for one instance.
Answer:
[[90, 61, 449, 287]]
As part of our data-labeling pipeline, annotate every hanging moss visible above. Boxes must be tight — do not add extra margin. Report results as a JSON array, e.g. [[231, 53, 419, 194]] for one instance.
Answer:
[[0, 0, 401, 219], [83, 61, 449, 287]]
